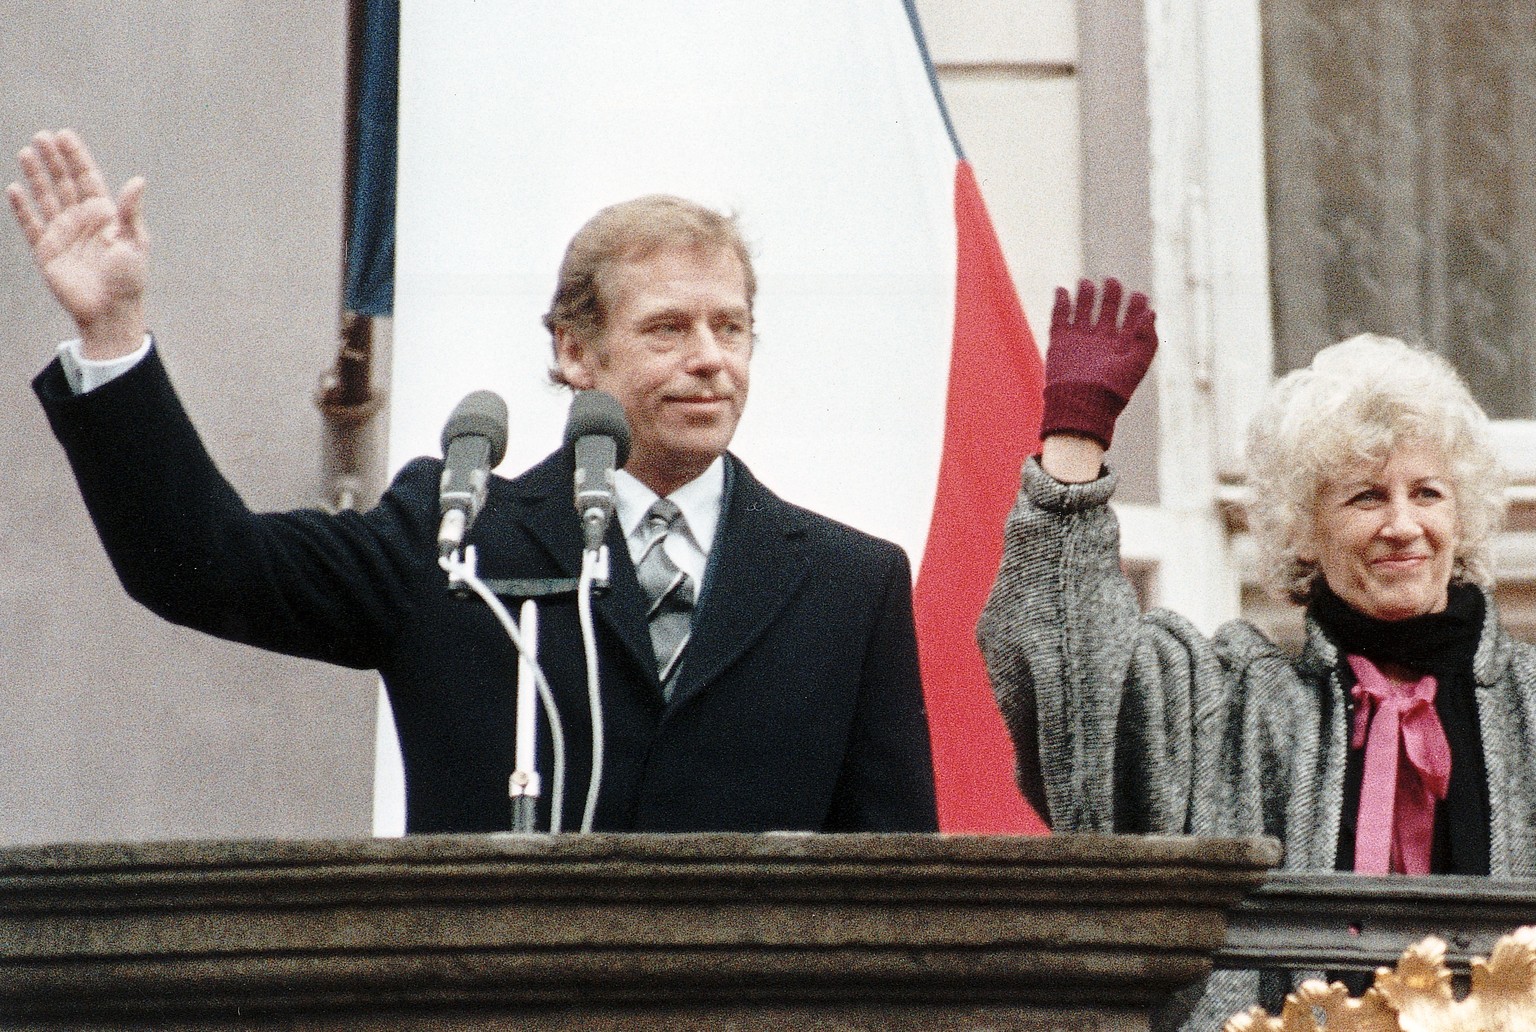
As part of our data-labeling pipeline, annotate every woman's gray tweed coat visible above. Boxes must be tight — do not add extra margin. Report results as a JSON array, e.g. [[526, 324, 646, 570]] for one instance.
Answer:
[[977, 459, 1536, 1031]]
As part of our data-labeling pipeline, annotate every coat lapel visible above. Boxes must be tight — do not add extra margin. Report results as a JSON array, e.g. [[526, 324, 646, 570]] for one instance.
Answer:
[[667, 455, 809, 711], [507, 451, 658, 687]]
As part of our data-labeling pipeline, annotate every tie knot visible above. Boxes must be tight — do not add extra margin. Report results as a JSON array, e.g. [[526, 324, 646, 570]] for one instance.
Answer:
[[645, 498, 684, 535], [1347, 654, 1436, 707]]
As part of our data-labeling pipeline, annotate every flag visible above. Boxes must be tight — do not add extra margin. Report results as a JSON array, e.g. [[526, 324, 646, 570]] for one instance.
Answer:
[[343, 0, 398, 317], [914, 157, 1048, 832], [376, 0, 1047, 834]]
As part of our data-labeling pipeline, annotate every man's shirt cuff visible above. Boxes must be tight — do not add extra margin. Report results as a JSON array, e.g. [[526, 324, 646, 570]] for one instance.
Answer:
[[56, 334, 154, 394]]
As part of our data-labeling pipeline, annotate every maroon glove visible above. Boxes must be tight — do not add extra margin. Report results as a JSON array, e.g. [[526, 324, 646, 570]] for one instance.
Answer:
[[1040, 277, 1157, 449]]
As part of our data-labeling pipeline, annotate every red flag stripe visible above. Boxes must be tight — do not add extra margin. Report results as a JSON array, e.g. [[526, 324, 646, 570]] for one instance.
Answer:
[[913, 159, 1049, 834]]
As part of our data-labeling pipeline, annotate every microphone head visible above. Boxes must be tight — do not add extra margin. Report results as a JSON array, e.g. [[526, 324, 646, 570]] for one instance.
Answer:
[[563, 390, 631, 468], [441, 390, 509, 465]]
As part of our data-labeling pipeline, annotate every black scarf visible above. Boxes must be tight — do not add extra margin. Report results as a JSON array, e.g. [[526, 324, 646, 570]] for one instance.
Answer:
[[1309, 580, 1490, 876]]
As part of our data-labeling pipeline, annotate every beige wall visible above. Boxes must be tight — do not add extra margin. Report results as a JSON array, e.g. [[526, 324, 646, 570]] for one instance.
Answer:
[[915, 0, 1082, 353], [0, 4, 376, 844]]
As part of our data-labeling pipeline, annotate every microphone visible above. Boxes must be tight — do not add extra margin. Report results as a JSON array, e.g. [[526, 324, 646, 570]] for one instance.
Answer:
[[437, 390, 509, 558], [563, 390, 631, 552]]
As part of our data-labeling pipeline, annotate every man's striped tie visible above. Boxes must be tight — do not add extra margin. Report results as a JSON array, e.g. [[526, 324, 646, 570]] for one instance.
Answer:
[[635, 498, 694, 696]]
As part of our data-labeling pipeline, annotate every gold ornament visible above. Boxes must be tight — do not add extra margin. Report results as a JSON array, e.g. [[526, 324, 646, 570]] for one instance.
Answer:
[[1224, 926, 1536, 1032]]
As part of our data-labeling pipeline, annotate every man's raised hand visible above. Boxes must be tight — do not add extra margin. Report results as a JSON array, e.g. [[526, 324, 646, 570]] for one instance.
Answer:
[[7, 129, 148, 359]]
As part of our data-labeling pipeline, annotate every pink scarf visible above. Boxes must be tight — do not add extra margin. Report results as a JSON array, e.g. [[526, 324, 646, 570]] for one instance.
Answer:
[[1347, 654, 1452, 874]]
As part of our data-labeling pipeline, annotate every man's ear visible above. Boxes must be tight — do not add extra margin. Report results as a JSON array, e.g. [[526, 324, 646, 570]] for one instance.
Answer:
[[554, 327, 597, 390]]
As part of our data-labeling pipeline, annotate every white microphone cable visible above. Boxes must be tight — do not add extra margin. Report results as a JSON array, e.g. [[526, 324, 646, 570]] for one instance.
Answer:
[[577, 545, 607, 832]]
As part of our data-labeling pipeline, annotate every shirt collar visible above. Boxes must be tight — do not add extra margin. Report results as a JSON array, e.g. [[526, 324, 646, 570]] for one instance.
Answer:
[[614, 456, 726, 554]]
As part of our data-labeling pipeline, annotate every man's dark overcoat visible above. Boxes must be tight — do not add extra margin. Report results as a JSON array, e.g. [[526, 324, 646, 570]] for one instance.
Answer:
[[36, 350, 938, 833]]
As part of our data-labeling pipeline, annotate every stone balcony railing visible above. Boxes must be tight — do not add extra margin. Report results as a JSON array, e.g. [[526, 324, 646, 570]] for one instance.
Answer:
[[9, 831, 1535, 1031], [0, 831, 1278, 1031]]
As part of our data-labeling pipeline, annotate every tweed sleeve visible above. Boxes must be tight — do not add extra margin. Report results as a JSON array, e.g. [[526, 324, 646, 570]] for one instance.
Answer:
[[977, 457, 1231, 834]]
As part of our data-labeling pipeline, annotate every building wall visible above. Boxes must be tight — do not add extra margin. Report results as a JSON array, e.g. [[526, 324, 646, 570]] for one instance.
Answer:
[[0, 4, 377, 844]]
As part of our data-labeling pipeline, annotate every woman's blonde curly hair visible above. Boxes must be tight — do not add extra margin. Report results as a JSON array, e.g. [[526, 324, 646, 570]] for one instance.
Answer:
[[1245, 333, 1507, 605]]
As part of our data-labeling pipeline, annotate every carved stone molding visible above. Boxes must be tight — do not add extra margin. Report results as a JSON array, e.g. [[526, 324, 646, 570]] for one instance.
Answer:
[[0, 832, 1279, 1031], [1225, 926, 1536, 1032]]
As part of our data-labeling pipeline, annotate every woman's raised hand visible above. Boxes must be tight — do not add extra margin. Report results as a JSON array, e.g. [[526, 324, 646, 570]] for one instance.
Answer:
[[1040, 277, 1158, 449], [7, 129, 148, 359]]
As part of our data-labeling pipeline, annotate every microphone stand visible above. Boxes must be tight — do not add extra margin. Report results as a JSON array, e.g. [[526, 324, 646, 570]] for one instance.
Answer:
[[510, 599, 540, 832], [474, 544, 610, 832], [440, 545, 570, 832]]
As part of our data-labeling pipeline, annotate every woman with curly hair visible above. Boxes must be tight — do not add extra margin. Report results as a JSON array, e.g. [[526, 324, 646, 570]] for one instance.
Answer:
[[978, 281, 1536, 1029]]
